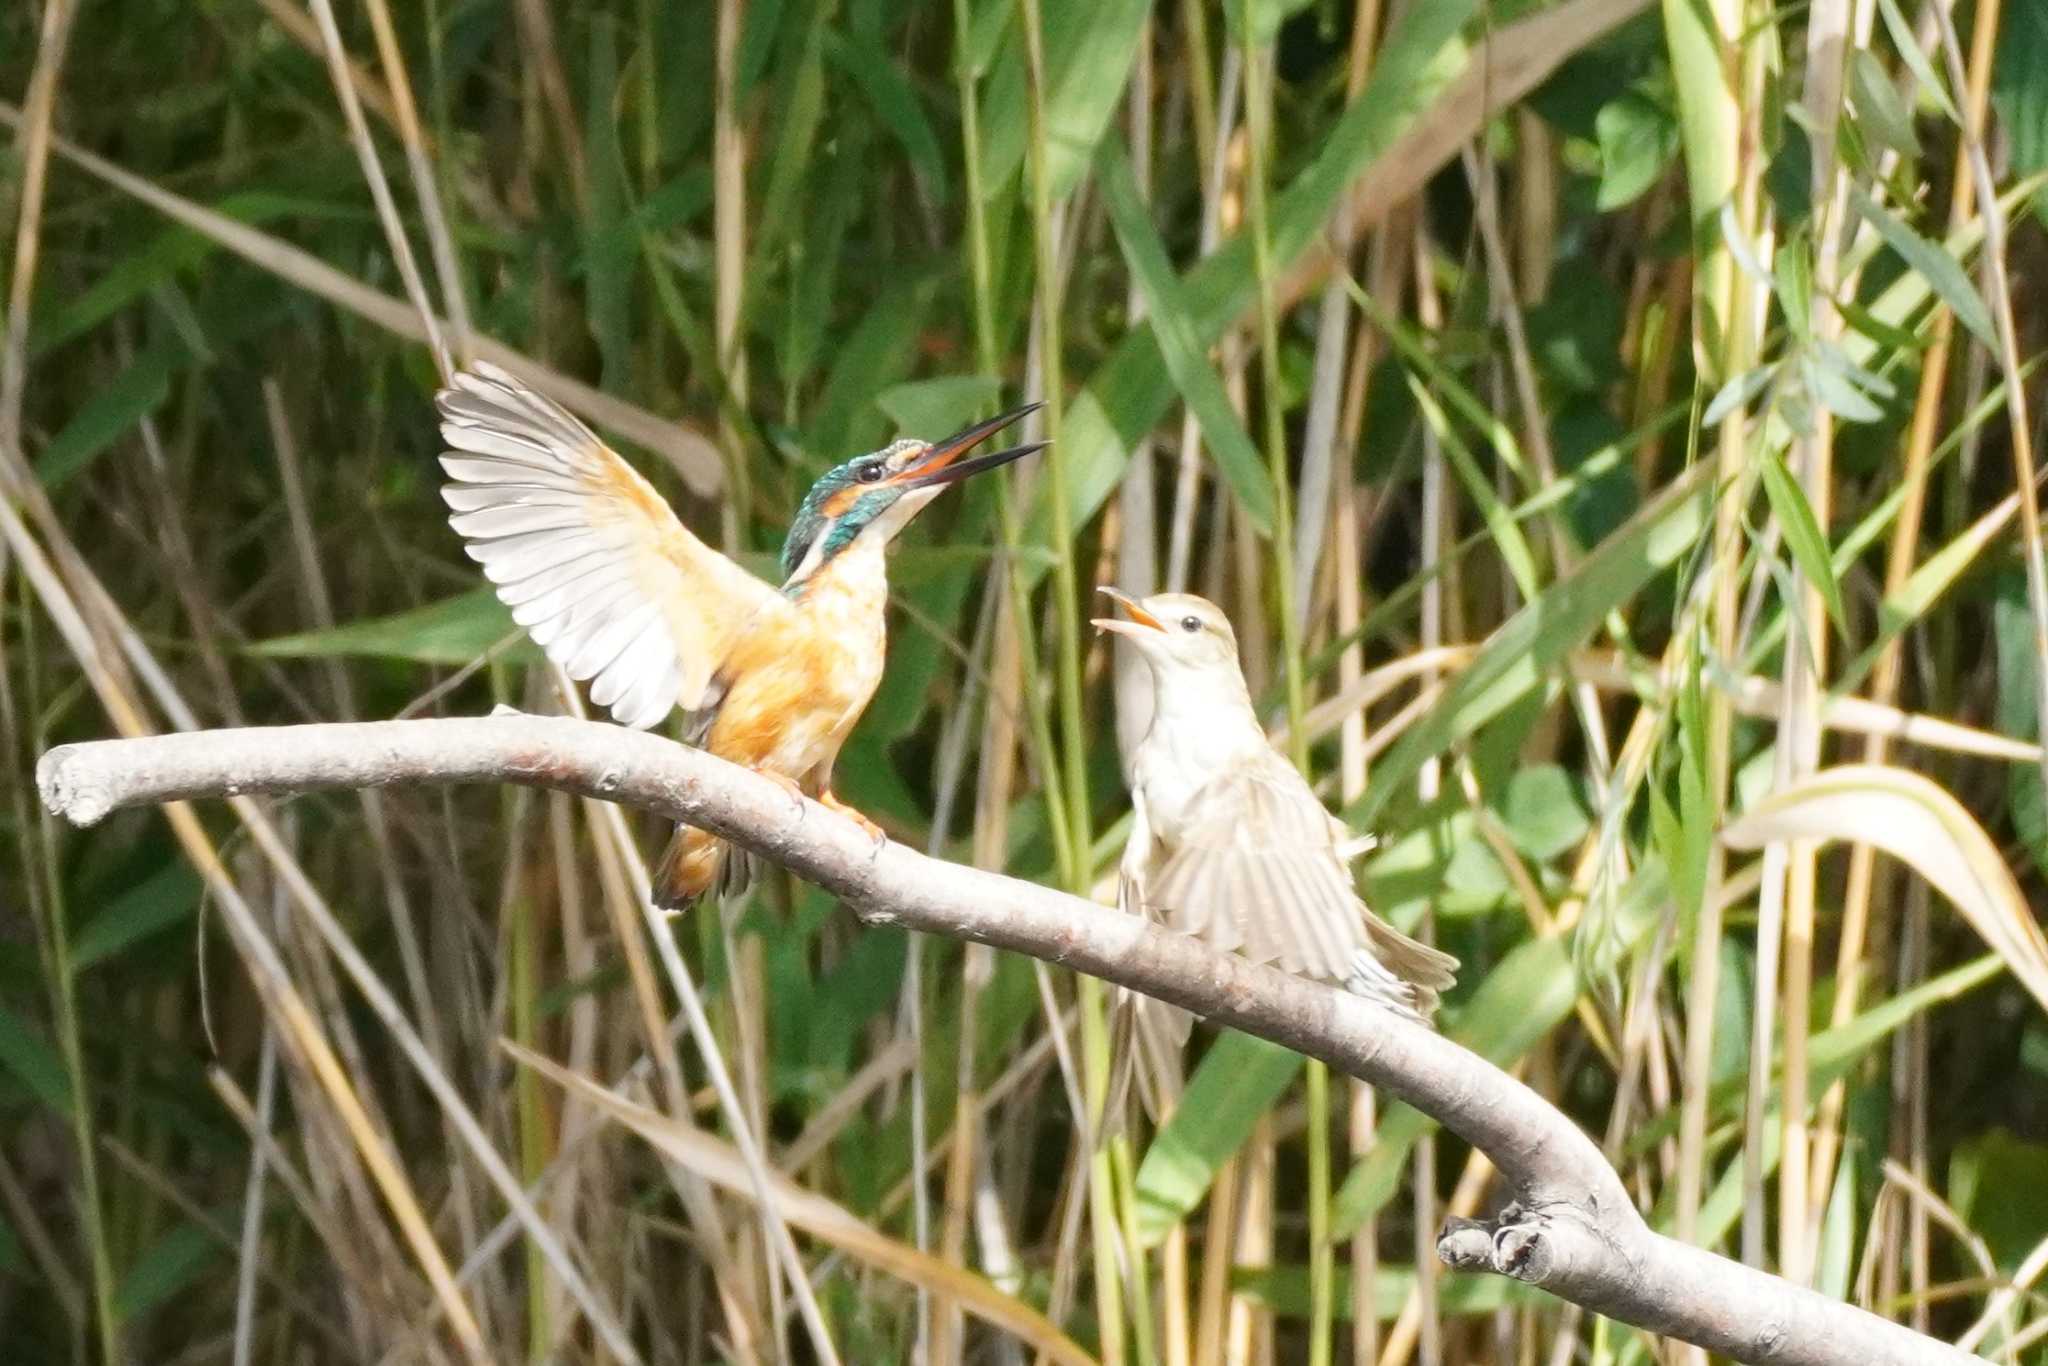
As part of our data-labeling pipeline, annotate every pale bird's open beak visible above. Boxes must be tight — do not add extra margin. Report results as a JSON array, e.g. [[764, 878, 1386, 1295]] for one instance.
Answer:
[[1091, 586, 1166, 637], [889, 401, 1047, 490]]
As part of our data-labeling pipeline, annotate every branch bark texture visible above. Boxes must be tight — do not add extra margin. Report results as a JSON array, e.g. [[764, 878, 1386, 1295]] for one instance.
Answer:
[[37, 716, 1982, 1366]]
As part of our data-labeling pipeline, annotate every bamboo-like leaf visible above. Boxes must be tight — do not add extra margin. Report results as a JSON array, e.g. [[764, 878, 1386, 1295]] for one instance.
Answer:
[[875, 375, 1004, 438], [249, 588, 531, 666], [826, 30, 948, 201], [1721, 766, 2048, 1013], [113, 1222, 219, 1321], [1132, 1031, 1303, 1246], [1989, 0, 2048, 222], [71, 862, 201, 971], [1098, 138, 1276, 533], [1850, 48, 1921, 158], [1407, 377, 1541, 597], [37, 338, 187, 489], [1877, 0, 1959, 124], [1702, 362, 1777, 427], [507, 1043, 1095, 1366], [752, 9, 831, 264], [1851, 189, 1997, 349], [1756, 448, 1846, 633], [975, 0, 1151, 198], [0, 1005, 73, 1115], [583, 20, 633, 387]]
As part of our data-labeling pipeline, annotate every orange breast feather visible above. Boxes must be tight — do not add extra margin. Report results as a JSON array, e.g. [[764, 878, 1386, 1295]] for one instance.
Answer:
[[707, 612, 883, 782]]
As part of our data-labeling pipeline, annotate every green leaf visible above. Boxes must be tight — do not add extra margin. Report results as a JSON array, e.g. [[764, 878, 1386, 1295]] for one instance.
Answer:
[[1406, 377, 1540, 597], [583, 19, 633, 388], [1594, 89, 1679, 211], [1815, 1147, 1856, 1301], [0, 1006, 72, 1115], [36, 338, 189, 489], [1498, 765, 1591, 861], [1352, 462, 1713, 830], [1878, 0, 1960, 125], [752, 5, 831, 264], [874, 376, 1005, 439], [249, 588, 533, 666], [1950, 1130, 2048, 1272], [1097, 138, 1276, 534], [1850, 48, 1921, 158], [1801, 348, 1884, 424], [810, 272, 938, 458], [1702, 361, 1777, 428], [976, 0, 1151, 199], [825, 31, 948, 201], [1133, 1031, 1303, 1245], [1990, 0, 2048, 222], [1851, 188, 1997, 349], [1351, 286, 1528, 482], [114, 1220, 220, 1320], [1625, 954, 2002, 1160], [1994, 572, 2048, 881], [1225, 0, 1317, 47], [1757, 448, 1846, 633], [1773, 231, 1813, 343], [72, 862, 202, 971]]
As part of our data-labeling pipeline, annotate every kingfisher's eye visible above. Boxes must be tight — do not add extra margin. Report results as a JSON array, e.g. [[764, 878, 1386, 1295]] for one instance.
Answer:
[[1180, 615, 1201, 633], [855, 460, 885, 484]]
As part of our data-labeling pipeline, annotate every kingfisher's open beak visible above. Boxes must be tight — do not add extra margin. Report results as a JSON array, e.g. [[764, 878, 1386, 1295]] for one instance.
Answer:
[[891, 401, 1047, 490], [1091, 586, 1166, 636]]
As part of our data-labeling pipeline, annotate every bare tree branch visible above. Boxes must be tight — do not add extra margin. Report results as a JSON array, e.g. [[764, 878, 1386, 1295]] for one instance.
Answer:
[[37, 715, 1981, 1366]]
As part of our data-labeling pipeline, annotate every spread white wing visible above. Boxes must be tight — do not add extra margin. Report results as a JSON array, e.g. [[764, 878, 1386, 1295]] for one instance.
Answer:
[[438, 362, 790, 729], [1142, 750, 1457, 1016]]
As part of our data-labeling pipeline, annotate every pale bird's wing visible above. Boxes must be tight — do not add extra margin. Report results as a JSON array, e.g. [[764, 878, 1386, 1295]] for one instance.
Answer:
[[438, 362, 790, 730], [1147, 750, 1457, 1018]]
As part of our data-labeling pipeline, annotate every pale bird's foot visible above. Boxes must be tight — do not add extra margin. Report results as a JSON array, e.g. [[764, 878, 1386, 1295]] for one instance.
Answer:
[[820, 790, 888, 851], [747, 765, 807, 816]]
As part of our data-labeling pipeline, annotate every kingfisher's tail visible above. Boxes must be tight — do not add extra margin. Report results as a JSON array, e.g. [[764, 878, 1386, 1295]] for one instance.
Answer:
[[652, 824, 754, 911]]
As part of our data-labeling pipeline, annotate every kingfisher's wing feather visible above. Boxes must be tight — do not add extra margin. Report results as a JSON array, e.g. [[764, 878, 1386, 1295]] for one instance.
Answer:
[[438, 362, 788, 729], [1145, 750, 1457, 1017]]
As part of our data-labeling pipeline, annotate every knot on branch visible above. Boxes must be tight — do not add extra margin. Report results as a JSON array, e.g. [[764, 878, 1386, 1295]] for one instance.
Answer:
[[1437, 1202, 1602, 1288]]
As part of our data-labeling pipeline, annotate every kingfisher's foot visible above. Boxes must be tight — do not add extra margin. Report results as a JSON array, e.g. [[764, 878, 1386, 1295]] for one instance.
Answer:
[[748, 765, 807, 815], [820, 790, 887, 848]]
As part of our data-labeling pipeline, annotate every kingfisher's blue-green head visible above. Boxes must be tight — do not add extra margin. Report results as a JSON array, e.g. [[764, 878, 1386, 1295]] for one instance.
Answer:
[[779, 402, 1044, 584]]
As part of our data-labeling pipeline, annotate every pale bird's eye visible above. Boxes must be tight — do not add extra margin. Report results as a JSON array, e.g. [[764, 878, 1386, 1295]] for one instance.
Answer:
[[855, 460, 885, 484], [1180, 616, 1201, 633]]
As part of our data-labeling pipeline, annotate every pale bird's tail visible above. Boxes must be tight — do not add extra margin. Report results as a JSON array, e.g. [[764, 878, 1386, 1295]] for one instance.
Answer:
[[1345, 912, 1460, 1022], [652, 824, 754, 911], [1106, 989, 1190, 1127]]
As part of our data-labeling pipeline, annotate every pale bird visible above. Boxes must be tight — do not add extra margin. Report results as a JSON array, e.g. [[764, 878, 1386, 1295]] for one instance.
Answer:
[[1095, 587, 1458, 1093]]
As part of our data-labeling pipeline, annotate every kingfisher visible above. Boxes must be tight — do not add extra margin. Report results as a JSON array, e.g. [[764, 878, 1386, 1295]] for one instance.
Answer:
[[436, 361, 1043, 909], [1095, 588, 1458, 1111]]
